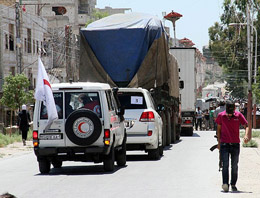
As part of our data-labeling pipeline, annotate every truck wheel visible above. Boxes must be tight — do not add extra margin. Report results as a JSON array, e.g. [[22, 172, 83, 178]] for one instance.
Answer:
[[161, 113, 167, 147], [52, 159, 62, 168], [39, 159, 51, 174], [171, 112, 177, 143], [65, 109, 102, 146], [176, 124, 181, 140], [104, 146, 115, 172], [116, 137, 126, 167], [187, 127, 194, 136], [166, 110, 171, 146]]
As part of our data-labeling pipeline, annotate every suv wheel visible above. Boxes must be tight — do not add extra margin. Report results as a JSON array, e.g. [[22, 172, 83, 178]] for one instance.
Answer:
[[52, 159, 62, 168], [159, 145, 164, 156], [116, 137, 126, 166], [148, 142, 160, 160], [39, 159, 51, 174], [104, 146, 115, 171], [65, 109, 102, 146]]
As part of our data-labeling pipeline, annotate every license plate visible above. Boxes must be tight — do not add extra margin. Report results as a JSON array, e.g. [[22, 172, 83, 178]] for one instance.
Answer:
[[39, 134, 62, 140]]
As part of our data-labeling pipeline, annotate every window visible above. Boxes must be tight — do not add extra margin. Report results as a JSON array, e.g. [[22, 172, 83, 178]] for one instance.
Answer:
[[33, 40, 35, 54], [28, 68, 33, 88], [27, 29, 31, 53], [118, 92, 147, 109], [9, 24, 14, 51], [24, 38, 27, 53], [5, 34, 8, 49], [52, 6, 67, 15], [65, 92, 102, 118], [10, 67, 15, 76], [36, 40, 39, 54], [40, 92, 63, 119], [105, 90, 114, 111]]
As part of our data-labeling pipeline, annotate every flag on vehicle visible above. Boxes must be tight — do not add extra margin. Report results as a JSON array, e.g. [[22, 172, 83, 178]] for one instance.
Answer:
[[35, 56, 58, 130]]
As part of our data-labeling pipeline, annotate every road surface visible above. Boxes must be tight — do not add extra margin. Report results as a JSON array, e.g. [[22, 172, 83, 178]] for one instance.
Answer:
[[0, 131, 256, 198]]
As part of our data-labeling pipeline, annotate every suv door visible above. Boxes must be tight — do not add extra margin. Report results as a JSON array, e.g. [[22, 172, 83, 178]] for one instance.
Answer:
[[38, 92, 65, 147]]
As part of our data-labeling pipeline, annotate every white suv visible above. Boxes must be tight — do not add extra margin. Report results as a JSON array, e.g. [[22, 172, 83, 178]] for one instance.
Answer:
[[118, 88, 163, 160], [33, 82, 126, 173]]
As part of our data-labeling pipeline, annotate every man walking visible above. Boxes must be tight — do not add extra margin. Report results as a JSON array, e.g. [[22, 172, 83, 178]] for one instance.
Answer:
[[195, 107, 203, 130], [215, 100, 250, 192]]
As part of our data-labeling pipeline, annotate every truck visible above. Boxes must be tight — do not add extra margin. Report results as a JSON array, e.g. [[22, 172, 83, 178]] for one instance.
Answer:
[[79, 12, 182, 146], [169, 48, 197, 136]]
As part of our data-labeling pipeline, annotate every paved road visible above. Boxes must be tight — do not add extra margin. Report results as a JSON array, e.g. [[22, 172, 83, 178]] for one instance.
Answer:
[[0, 131, 252, 198]]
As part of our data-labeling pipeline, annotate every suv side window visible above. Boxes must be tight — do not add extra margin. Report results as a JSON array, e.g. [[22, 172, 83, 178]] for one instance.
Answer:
[[147, 92, 156, 109], [40, 92, 63, 119], [105, 90, 114, 111]]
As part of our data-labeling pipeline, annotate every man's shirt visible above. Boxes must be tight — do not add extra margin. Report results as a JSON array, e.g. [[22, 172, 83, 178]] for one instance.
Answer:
[[215, 111, 247, 143], [196, 110, 203, 119]]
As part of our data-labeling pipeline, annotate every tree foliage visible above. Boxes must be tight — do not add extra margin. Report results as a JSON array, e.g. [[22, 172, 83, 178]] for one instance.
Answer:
[[208, 0, 260, 99], [85, 9, 109, 27], [0, 74, 34, 111]]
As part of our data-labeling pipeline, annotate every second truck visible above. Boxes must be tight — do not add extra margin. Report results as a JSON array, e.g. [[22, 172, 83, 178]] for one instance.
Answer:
[[79, 12, 182, 145]]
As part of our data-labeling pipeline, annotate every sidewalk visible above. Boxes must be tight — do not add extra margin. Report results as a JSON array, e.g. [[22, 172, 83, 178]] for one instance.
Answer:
[[0, 140, 33, 159]]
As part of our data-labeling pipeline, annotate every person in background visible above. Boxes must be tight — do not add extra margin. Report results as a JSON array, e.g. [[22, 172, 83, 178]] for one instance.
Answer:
[[215, 100, 250, 192], [243, 102, 248, 119], [204, 109, 210, 130], [195, 107, 203, 131], [17, 104, 31, 146], [209, 106, 214, 130]]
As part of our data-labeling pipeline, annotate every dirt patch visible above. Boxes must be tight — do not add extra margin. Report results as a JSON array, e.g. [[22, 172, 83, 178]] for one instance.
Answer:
[[0, 141, 33, 159]]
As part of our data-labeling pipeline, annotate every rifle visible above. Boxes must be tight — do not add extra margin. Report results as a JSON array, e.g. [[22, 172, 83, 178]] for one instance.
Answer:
[[210, 135, 222, 172]]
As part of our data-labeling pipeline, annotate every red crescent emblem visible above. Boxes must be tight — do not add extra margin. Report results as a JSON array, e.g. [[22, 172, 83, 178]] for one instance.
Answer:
[[43, 79, 52, 89], [78, 122, 86, 133]]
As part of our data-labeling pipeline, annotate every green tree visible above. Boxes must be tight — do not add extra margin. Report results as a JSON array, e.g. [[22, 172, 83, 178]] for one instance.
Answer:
[[208, 0, 260, 99], [0, 74, 34, 134], [85, 9, 109, 27]]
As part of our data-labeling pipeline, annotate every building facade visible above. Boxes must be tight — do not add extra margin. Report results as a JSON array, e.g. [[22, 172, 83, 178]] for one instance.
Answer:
[[0, 3, 47, 126]]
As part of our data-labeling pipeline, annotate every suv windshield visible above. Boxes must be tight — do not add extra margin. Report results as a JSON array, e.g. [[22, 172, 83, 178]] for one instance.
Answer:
[[118, 92, 147, 109]]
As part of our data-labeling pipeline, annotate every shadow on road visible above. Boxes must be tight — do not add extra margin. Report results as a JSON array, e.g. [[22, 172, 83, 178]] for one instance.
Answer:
[[181, 132, 200, 137], [35, 164, 126, 176], [221, 190, 253, 194]]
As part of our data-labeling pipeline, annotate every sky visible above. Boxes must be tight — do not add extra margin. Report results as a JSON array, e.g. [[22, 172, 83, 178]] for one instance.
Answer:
[[96, 0, 224, 52]]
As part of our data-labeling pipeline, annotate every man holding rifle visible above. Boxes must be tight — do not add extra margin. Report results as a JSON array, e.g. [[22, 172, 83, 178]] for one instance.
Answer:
[[215, 100, 251, 192]]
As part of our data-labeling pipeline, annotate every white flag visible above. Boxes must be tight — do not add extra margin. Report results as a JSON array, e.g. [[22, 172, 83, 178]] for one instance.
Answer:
[[35, 57, 58, 130]]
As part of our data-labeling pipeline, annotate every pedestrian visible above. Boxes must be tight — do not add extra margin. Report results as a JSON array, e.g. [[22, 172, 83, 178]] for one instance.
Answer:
[[209, 106, 214, 130], [17, 104, 31, 146], [215, 100, 250, 192], [214, 99, 226, 132], [195, 107, 203, 130], [204, 109, 210, 130]]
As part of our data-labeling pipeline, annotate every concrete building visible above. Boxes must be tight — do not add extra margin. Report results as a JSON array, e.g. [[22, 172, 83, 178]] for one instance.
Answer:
[[0, 3, 47, 126], [96, 6, 131, 15], [0, 4, 47, 87]]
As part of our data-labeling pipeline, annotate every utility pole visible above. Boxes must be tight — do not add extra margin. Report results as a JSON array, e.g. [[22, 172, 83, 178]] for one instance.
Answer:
[[15, 2, 22, 74], [247, 2, 252, 137], [65, 25, 72, 82]]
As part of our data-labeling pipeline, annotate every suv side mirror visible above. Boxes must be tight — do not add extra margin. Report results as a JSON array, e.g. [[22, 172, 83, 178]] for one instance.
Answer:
[[157, 104, 165, 112], [179, 80, 184, 89]]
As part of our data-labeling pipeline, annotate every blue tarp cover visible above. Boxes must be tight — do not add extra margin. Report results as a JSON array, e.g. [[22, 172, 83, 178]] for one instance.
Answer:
[[80, 12, 164, 83]]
